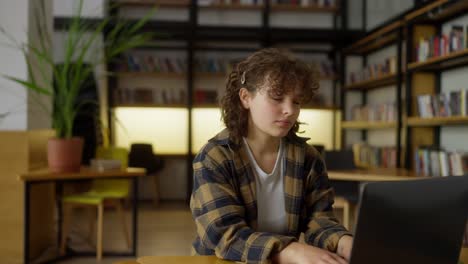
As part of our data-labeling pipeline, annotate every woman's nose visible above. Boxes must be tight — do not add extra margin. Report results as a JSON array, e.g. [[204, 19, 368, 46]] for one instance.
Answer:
[[282, 101, 294, 116]]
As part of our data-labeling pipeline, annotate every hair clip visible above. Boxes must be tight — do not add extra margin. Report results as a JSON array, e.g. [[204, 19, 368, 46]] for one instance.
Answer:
[[241, 72, 246, 84]]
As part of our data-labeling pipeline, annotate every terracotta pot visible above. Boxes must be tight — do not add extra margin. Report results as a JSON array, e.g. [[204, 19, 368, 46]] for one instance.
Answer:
[[47, 137, 84, 173]]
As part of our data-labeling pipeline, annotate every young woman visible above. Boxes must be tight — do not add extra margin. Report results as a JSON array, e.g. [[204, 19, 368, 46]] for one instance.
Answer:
[[190, 48, 353, 264]]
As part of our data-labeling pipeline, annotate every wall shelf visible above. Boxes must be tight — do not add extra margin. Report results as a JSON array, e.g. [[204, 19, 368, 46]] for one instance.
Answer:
[[344, 73, 399, 91], [344, 20, 402, 55], [407, 49, 468, 72], [405, 0, 468, 24], [407, 116, 468, 127], [341, 121, 397, 130]]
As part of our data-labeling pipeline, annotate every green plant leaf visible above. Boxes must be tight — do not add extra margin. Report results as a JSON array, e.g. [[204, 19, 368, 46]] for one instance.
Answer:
[[2, 75, 52, 95]]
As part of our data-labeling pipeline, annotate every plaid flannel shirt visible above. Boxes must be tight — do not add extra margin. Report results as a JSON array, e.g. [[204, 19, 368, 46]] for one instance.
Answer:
[[190, 129, 351, 263]]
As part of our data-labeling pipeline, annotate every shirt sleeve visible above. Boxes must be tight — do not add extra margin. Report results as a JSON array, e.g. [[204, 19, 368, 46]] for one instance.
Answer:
[[190, 151, 296, 264], [302, 151, 353, 252]]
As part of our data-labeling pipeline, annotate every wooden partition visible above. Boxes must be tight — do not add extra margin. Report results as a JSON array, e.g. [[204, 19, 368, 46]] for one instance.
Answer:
[[0, 130, 55, 264], [460, 247, 468, 264]]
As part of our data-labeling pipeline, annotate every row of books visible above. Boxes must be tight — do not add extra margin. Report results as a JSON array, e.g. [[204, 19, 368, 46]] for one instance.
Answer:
[[310, 60, 336, 79], [194, 58, 239, 74], [415, 24, 468, 63], [120, 55, 187, 74], [415, 146, 468, 177], [114, 87, 187, 105], [417, 89, 468, 118], [272, 0, 336, 7], [352, 143, 397, 168], [347, 56, 397, 85], [350, 102, 396, 122], [193, 89, 218, 104]]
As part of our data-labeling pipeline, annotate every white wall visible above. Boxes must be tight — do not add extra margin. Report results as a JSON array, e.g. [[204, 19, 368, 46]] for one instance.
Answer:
[[366, 0, 413, 30], [348, 0, 363, 30], [0, 0, 53, 131], [53, 0, 105, 18], [0, 1, 30, 130]]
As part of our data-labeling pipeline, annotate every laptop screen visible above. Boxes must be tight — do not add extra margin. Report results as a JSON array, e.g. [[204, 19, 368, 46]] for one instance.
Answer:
[[349, 176, 468, 264]]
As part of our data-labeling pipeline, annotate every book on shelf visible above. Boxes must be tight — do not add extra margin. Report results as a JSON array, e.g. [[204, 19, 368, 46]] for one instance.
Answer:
[[414, 24, 467, 63], [417, 90, 467, 118], [352, 143, 397, 168], [415, 146, 467, 177], [121, 54, 187, 74], [194, 89, 218, 104], [347, 56, 397, 85], [350, 102, 396, 122], [114, 87, 187, 105], [194, 57, 240, 74]]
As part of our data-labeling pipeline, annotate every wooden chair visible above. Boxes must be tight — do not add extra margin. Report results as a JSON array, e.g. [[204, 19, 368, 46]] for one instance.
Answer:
[[324, 149, 356, 230], [60, 146, 131, 261]]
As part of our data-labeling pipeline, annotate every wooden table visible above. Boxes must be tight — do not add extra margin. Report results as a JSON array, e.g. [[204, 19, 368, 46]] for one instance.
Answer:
[[328, 168, 421, 182], [137, 256, 234, 264], [20, 167, 145, 264], [132, 248, 468, 264], [327, 168, 424, 204]]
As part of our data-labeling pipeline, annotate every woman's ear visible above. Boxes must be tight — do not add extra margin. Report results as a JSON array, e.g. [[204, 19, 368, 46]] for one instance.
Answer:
[[239, 88, 250, 109]]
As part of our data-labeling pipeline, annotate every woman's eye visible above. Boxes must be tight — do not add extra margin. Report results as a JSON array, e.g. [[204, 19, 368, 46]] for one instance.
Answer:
[[293, 101, 301, 105]]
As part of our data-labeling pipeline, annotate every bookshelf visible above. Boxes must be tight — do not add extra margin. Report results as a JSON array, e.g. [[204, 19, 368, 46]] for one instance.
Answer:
[[341, 16, 404, 169], [341, 121, 397, 130], [340, 0, 468, 174], [407, 116, 468, 127], [100, 0, 363, 201], [404, 0, 468, 177], [407, 48, 468, 71], [344, 73, 399, 91]]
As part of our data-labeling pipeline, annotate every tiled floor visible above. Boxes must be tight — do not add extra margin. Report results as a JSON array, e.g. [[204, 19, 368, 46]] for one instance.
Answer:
[[55, 201, 196, 264]]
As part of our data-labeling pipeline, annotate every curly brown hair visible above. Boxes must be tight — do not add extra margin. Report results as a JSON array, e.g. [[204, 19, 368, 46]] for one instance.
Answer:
[[220, 48, 320, 144]]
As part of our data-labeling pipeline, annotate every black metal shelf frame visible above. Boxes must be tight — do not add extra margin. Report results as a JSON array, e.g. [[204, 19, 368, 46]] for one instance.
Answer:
[[340, 0, 408, 168], [404, 0, 468, 169], [89, 0, 361, 202]]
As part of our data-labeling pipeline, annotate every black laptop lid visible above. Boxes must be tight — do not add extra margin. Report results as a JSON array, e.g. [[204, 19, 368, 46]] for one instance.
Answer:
[[350, 176, 468, 264]]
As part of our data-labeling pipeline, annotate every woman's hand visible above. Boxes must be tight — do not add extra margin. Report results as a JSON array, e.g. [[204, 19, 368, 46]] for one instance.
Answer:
[[273, 242, 348, 264], [336, 235, 353, 261]]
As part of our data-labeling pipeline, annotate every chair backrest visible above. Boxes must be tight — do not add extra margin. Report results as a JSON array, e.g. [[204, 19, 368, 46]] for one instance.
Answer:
[[128, 143, 164, 175], [311, 144, 325, 155], [324, 149, 356, 170], [92, 146, 129, 194]]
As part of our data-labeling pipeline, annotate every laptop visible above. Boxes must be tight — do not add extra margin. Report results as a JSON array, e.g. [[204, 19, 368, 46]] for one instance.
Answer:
[[349, 175, 468, 264]]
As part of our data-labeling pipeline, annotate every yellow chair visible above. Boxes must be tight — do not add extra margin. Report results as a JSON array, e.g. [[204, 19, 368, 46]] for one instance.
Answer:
[[60, 146, 131, 261]]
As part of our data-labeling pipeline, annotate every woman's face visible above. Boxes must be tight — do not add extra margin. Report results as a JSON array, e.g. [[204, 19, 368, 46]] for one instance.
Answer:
[[240, 85, 302, 139]]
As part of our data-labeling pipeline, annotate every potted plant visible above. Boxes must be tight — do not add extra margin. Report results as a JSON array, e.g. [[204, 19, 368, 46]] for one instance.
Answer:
[[0, 1, 154, 172]]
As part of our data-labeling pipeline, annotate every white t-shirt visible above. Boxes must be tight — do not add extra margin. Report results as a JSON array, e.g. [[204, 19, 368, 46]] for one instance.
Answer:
[[243, 138, 287, 234]]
